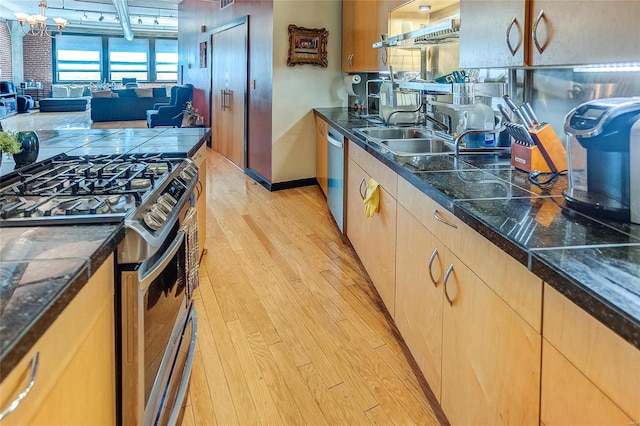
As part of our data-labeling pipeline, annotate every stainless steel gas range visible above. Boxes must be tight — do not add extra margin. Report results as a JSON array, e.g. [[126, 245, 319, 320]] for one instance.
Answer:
[[0, 153, 200, 425]]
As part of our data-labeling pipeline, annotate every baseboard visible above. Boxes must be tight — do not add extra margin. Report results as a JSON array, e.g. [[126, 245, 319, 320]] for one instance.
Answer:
[[245, 168, 317, 192]]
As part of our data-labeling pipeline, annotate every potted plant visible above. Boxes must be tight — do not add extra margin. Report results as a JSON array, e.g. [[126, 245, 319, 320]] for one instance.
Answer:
[[0, 129, 22, 166]]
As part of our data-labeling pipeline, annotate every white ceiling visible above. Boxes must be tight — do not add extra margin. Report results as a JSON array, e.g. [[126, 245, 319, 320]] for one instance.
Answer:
[[0, 0, 181, 36]]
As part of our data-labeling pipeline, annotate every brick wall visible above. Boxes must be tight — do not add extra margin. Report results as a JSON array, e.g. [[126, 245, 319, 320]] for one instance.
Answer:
[[0, 21, 12, 82], [23, 36, 52, 97]]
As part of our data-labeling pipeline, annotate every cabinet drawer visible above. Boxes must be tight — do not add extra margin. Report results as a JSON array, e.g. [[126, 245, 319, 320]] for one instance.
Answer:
[[397, 176, 542, 332], [543, 285, 640, 421], [348, 141, 397, 198]]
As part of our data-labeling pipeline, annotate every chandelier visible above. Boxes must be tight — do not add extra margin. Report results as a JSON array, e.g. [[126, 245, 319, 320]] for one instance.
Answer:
[[14, 0, 68, 38]]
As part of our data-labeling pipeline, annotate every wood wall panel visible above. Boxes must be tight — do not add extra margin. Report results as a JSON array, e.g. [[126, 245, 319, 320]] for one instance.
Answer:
[[179, 0, 273, 182]]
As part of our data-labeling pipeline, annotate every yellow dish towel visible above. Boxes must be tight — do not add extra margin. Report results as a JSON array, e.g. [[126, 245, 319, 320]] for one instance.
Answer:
[[363, 178, 380, 217]]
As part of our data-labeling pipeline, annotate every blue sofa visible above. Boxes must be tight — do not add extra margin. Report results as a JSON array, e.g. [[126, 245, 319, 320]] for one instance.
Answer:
[[90, 88, 169, 122]]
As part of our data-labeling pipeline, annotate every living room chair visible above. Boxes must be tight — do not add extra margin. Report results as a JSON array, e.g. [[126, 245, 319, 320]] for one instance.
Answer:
[[146, 84, 194, 128], [152, 86, 178, 110], [17, 95, 35, 113]]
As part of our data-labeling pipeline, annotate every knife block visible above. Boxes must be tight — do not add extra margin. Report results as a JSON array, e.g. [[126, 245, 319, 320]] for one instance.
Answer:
[[511, 124, 568, 173]]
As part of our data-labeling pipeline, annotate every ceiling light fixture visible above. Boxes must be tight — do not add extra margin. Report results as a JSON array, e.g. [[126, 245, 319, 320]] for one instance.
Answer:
[[114, 15, 119, 23], [137, 16, 143, 25], [98, 13, 104, 22], [419, 4, 431, 12], [13, 0, 68, 38], [153, 17, 159, 25], [81, 11, 87, 20]]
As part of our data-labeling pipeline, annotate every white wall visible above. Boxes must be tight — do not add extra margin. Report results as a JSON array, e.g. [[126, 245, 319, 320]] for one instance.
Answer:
[[271, 0, 343, 183]]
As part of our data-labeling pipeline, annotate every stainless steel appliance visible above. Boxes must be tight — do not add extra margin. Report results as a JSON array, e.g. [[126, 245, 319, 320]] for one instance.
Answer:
[[327, 126, 345, 232], [0, 153, 201, 425], [564, 97, 640, 223]]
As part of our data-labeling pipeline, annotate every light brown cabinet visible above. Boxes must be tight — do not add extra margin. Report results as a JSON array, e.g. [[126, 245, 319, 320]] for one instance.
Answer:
[[315, 115, 328, 196], [192, 143, 207, 258], [395, 176, 541, 424], [541, 284, 640, 424], [395, 205, 445, 401], [346, 140, 397, 316], [440, 247, 540, 425], [460, 0, 640, 68], [0, 255, 116, 425], [342, 0, 389, 72]]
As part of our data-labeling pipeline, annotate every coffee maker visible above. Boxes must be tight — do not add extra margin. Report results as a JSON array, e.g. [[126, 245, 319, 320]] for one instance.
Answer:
[[564, 97, 640, 223]]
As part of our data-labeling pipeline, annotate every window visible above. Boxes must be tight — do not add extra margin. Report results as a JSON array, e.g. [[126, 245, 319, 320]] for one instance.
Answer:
[[55, 35, 102, 82], [155, 39, 178, 82], [109, 38, 149, 82], [53, 34, 178, 84]]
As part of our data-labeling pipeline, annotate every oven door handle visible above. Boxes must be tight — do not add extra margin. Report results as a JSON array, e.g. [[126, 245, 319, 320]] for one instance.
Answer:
[[139, 230, 185, 292]]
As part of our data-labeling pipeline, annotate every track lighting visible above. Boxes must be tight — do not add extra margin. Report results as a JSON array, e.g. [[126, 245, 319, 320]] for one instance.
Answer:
[[153, 17, 159, 25], [137, 16, 143, 25], [81, 11, 87, 20], [98, 13, 104, 22], [114, 15, 119, 23]]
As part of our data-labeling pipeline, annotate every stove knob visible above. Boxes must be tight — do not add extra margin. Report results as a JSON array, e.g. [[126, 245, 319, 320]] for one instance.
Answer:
[[144, 211, 163, 230], [155, 201, 172, 216], [160, 193, 178, 208], [151, 205, 168, 221]]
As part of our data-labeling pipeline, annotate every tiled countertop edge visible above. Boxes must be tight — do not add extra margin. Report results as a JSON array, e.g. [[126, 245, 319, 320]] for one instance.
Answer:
[[0, 223, 125, 382]]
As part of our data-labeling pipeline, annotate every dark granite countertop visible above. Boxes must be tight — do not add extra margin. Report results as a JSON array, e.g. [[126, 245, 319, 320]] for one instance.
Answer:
[[0, 128, 210, 380], [315, 107, 640, 350]]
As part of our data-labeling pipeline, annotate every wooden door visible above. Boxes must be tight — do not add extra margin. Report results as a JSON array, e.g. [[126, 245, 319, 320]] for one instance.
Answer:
[[441, 249, 541, 425], [459, 0, 527, 68], [529, 1, 640, 66], [211, 20, 248, 169], [395, 205, 445, 401]]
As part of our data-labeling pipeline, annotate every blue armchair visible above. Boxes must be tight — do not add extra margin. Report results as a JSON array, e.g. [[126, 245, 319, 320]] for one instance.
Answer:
[[152, 86, 178, 110], [146, 84, 193, 128]]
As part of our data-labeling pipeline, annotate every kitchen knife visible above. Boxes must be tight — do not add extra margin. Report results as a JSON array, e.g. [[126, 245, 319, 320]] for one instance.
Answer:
[[518, 106, 536, 129], [503, 95, 529, 125], [523, 102, 539, 125], [497, 104, 512, 123]]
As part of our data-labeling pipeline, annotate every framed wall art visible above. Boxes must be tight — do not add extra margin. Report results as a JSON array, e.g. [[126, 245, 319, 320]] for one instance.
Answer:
[[199, 41, 207, 68], [287, 24, 328, 68]]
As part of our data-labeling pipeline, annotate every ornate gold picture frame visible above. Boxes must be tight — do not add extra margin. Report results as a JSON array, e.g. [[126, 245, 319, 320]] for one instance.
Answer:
[[287, 25, 328, 68]]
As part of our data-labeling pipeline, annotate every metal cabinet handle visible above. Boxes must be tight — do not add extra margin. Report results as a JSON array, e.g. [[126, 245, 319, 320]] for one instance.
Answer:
[[319, 121, 326, 136], [505, 17, 521, 56], [443, 264, 455, 306], [220, 89, 226, 111], [348, 53, 354, 68], [0, 352, 39, 420], [428, 247, 439, 287], [359, 177, 367, 200], [433, 209, 457, 228], [532, 9, 548, 54], [381, 48, 387, 66]]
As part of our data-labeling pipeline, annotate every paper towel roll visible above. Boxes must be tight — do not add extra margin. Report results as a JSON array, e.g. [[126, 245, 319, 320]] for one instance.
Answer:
[[344, 75, 361, 96]]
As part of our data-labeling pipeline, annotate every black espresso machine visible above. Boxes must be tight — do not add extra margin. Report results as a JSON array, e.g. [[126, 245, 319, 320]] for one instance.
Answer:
[[564, 97, 640, 223]]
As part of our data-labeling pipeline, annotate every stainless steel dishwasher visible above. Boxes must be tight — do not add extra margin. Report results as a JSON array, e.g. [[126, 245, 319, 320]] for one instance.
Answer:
[[327, 126, 345, 232]]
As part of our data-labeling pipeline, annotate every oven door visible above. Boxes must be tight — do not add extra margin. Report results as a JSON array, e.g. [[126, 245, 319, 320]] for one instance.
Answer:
[[120, 222, 196, 426]]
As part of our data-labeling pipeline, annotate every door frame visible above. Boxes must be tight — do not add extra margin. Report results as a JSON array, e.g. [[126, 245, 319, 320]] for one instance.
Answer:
[[209, 16, 249, 169]]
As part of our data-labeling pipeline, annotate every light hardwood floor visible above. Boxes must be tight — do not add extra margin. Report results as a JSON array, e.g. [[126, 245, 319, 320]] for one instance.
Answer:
[[1, 110, 448, 425]]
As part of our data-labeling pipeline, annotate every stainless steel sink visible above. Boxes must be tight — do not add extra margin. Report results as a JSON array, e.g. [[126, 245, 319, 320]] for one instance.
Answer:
[[355, 127, 454, 157], [379, 139, 453, 155], [357, 127, 432, 140]]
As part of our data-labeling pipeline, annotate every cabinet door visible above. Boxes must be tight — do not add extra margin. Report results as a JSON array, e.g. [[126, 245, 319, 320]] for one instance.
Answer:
[[346, 157, 397, 316], [315, 115, 328, 196], [459, 0, 527, 68], [541, 340, 634, 426], [441, 250, 540, 425], [530, 1, 640, 66], [0, 256, 116, 425], [192, 143, 207, 257], [342, 0, 389, 72], [395, 206, 445, 401]]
